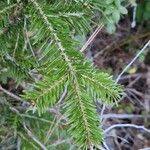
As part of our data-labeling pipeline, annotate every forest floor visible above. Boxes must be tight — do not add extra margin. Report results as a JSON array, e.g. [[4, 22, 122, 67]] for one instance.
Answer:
[[88, 14, 150, 150]]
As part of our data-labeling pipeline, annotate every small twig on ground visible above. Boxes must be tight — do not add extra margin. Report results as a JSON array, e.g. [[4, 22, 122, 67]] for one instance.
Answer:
[[104, 124, 150, 134], [116, 40, 150, 82], [102, 114, 150, 119], [139, 148, 150, 150], [103, 142, 111, 150], [100, 104, 106, 122], [93, 41, 115, 59], [105, 135, 129, 144], [126, 88, 143, 97], [131, 3, 137, 28], [118, 73, 145, 81], [17, 137, 21, 150], [90, 145, 94, 150], [80, 24, 104, 52]]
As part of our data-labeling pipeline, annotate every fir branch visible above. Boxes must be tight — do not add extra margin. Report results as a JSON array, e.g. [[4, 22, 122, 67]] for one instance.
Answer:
[[30, 0, 76, 71], [24, 1, 124, 148], [0, 0, 126, 149], [24, 75, 67, 113], [30, 1, 103, 147], [81, 73, 123, 104]]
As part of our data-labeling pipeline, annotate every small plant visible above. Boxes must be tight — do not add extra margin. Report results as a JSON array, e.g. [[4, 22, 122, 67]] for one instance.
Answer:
[[0, 0, 126, 149]]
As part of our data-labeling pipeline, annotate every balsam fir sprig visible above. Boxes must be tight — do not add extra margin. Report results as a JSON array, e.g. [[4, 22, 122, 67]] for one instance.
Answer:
[[0, 0, 126, 149]]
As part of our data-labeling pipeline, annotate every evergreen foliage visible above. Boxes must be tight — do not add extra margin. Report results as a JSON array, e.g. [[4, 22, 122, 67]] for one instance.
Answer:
[[0, 0, 126, 149]]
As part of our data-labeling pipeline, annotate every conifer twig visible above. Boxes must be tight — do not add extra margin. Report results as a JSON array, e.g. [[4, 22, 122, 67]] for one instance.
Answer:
[[80, 24, 104, 52]]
